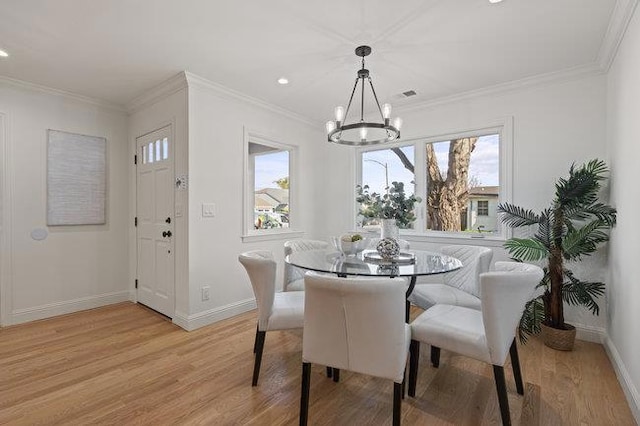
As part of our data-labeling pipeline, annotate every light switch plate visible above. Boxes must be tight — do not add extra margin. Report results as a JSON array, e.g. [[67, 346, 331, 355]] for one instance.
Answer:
[[202, 203, 216, 218]]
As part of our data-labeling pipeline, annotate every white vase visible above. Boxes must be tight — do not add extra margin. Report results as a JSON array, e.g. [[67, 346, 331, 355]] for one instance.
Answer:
[[380, 218, 399, 240]]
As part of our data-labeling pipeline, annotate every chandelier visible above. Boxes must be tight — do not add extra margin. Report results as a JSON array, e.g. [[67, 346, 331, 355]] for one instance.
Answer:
[[326, 45, 402, 146]]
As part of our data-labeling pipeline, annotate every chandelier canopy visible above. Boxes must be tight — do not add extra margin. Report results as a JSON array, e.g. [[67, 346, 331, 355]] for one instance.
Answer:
[[326, 45, 402, 146]]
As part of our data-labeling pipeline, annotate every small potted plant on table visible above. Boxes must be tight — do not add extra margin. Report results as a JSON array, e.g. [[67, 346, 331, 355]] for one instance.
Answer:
[[356, 181, 421, 239]]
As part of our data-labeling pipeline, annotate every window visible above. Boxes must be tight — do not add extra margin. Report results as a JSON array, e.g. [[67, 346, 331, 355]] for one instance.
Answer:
[[477, 200, 489, 216], [244, 132, 298, 239], [141, 137, 169, 164], [359, 145, 416, 230], [357, 121, 511, 240]]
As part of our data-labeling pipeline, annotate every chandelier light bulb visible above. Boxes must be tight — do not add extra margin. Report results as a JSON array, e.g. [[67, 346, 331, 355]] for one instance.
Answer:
[[334, 106, 345, 122], [325, 121, 336, 134], [359, 127, 368, 141], [382, 103, 392, 119], [393, 117, 403, 130]]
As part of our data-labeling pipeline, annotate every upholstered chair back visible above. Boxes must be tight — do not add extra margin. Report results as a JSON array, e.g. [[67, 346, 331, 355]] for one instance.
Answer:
[[441, 245, 493, 297], [284, 239, 329, 291], [238, 251, 276, 330], [481, 261, 543, 365], [303, 272, 408, 382]]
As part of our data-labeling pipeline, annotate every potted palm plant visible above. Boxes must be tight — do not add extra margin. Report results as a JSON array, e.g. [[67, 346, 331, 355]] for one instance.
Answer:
[[356, 181, 421, 238], [497, 159, 616, 350]]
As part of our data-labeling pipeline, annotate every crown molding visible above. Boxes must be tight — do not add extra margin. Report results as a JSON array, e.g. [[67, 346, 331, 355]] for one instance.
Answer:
[[0, 75, 127, 113], [394, 62, 604, 115], [126, 72, 189, 114], [183, 71, 317, 128], [597, 0, 639, 72]]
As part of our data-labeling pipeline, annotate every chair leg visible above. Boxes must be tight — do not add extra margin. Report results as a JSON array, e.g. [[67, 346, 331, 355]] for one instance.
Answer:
[[300, 362, 311, 426], [430, 345, 440, 368], [332, 368, 340, 382], [393, 381, 402, 426], [252, 330, 266, 386], [326, 366, 333, 378], [253, 324, 259, 354], [401, 368, 406, 399], [493, 365, 511, 426], [509, 338, 524, 395], [408, 339, 420, 397]]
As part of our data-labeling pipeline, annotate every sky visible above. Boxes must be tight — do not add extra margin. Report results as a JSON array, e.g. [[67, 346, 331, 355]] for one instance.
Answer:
[[255, 150, 289, 189], [362, 134, 499, 195]]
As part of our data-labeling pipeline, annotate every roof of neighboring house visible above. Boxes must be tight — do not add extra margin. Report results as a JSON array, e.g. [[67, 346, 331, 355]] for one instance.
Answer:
[[255, 187, 289, 205], [255, 193, 279, 209], [469, 186, 499, 197]]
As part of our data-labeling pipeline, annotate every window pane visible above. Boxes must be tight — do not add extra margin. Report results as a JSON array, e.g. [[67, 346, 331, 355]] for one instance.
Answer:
[[142, 145, 147, 164], [360, 145, 416, 229], [425, 134, 499, 234], [148, 142, 154, 163], [155, 140, 161, 162], [162, 137, 168, 160], [253, 146, 289, 230]]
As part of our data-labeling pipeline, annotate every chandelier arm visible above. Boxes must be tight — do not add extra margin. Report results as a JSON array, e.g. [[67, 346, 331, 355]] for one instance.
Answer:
[[368, 77, 386, 122], [360, 75, 365, 122], [343, 77, 360, 125]]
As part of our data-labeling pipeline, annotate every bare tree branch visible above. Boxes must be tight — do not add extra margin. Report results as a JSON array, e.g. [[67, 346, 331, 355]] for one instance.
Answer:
[[391, 147, 414, 174]]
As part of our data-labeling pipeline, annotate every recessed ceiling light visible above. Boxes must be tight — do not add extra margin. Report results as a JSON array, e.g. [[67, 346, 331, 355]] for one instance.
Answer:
[[0, 49, 9, 58], [489, 0, 504, 3], [277, 77, 289, 85]]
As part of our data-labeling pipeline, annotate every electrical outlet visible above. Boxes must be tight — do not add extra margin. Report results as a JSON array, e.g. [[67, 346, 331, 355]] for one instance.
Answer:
[[202, 203, 216, 218], [201, 286, 210, 301]]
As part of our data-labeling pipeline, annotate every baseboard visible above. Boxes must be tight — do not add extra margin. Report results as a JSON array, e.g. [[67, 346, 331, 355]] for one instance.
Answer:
[[9, 291, 130, 325], [604, 337, 640, 424], [574, 323, 606, 344], [173, 298, 257, 331]]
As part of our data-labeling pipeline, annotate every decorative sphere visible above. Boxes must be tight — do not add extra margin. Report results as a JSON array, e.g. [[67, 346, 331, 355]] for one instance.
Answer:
[[376, 238, 400, 259]]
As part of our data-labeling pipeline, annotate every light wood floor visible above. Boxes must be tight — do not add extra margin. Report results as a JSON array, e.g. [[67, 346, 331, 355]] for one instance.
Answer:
[[0, 302, 634, 425]]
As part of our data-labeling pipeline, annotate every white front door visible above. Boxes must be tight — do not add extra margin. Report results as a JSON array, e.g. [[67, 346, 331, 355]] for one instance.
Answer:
[[136, 126, 174, 317]]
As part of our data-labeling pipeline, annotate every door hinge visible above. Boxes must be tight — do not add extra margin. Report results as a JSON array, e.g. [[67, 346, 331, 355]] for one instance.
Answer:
[[134, 154, 137, 165], [134, 216, 138, 227], [135, 279, 138, 289]]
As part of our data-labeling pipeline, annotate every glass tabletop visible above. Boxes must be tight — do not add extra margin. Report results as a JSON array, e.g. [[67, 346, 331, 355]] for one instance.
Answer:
[[285, 249, 462, 278]]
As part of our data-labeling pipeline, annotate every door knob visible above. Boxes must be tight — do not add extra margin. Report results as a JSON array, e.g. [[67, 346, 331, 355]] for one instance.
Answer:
[[162, 230, 172, 238]]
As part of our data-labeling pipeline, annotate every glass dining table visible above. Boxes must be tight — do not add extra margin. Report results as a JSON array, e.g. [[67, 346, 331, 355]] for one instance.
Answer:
[[285, 249, 463, 322]]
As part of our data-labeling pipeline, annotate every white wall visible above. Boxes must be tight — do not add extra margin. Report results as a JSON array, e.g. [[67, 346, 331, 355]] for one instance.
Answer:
[[0, 81, 130, 325], [606, 5, 640, 422], [128, 80, 190, 318], [185, 76, 324, 327], [320, 74, 610, 337]]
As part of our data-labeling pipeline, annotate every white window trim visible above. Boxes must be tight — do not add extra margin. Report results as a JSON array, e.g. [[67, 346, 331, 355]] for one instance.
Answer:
[[242, 128, 302, 242], [355, 117, 513, 242]]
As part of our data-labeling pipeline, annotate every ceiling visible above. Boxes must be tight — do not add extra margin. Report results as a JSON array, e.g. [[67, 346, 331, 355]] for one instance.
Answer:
[[0, 0, 620, 121]]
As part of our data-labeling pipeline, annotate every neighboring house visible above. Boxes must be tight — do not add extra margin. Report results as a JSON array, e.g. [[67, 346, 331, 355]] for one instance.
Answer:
[[463, 186, 499, 232], [254, 187, 289, 227]]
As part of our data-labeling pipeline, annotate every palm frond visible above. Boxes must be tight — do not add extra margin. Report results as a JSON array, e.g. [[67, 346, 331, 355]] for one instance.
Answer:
[[519, 297, 545, 344], [504, 238, 549, 262], [497, 203, 540, 227], [555, 159, 608, 208], [534, 208, 552, 249], [562, 271, 604, 315], [581, 202, 617, 226], [562, 219, 610, 260]]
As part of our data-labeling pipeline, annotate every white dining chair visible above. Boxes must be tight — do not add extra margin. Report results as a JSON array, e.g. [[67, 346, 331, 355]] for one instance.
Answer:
[[409, 245, 493, 311], [300, 272, 411, 426], [408, 261, 543, 426], [283, 239, 329, 291], [238, 250, 305, 386]]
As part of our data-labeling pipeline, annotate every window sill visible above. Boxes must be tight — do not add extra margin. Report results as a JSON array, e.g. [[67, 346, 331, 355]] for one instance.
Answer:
[[241, 230, 305, 243], [357, 229, 507, 247]]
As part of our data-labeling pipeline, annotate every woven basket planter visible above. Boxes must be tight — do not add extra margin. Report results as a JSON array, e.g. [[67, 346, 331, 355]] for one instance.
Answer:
[[541, 323, 576, 351]]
